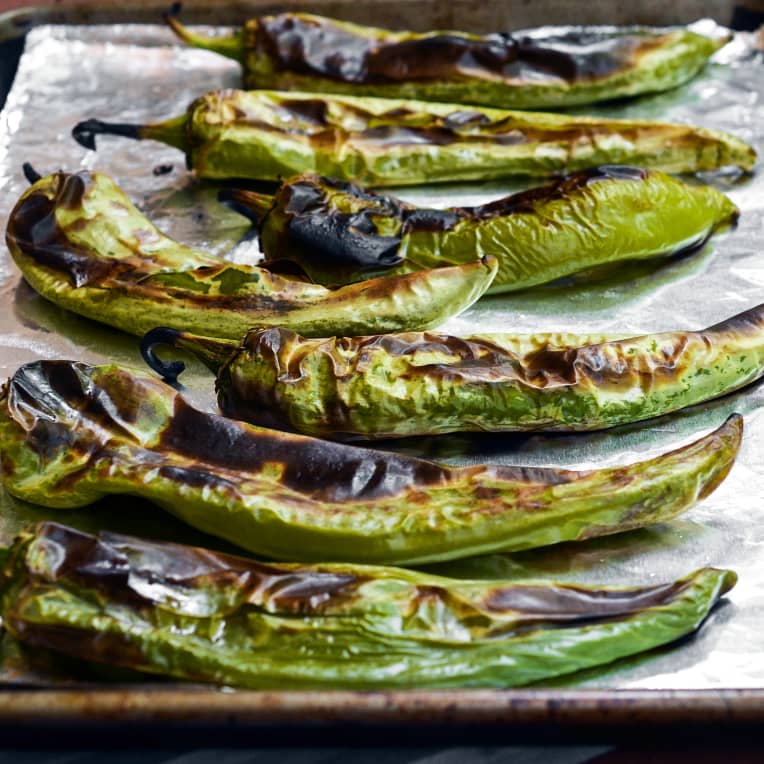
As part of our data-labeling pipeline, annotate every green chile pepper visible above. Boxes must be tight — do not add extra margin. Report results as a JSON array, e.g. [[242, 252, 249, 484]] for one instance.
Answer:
[[4, 167, 496, 339], [223, 166, 738, 294], [165, 9, 730, 111], [71, 89, 756, 185], [144, 302, 764, 440], [0, 361, 741, 565], [0, 521, 736, 689]]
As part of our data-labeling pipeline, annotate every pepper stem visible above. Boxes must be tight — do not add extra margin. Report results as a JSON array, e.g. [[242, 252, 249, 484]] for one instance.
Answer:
[[164, 3, 247, 64], [72, 115, 188, 153], [141, 327, 239, 382], [22, 163, 42, 184], [218, 188, 275, 226]]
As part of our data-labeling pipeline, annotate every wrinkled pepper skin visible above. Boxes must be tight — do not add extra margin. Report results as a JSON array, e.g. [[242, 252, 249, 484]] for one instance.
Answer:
[[4, 169, 496, 339], [166, 10, 730, 111], [0, 362, 742, 565], [146, 302, 764, 440], [71, 90, 756, 185], [230, 167, 738, 294], [0, 522, 736, 689]]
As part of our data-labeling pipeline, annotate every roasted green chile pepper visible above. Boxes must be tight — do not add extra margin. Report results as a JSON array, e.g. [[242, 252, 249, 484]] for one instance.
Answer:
[[224, 166, 738, 293], [165, 9, 730, 110], [71, 90, 756, 185], [0, 361, 742, 564], [4, 167, 495, 339], [144, 302, 764, 440], [0, 522, 736, 689]]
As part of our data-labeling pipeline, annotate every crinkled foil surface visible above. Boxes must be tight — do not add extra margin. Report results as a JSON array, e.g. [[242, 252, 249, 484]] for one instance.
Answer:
[[0, 21, 762, 690]]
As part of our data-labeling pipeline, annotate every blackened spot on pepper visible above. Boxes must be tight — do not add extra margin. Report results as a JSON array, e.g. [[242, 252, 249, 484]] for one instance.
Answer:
[[6, 363, 146, 467], [255, 14, 668, 85], [513, 30, 667, 82], [279, 98, 329, 124], [490, 465, 574, 486], [280, 178, 404, 271], [26, 523, 369, 618], [455, 165, 649, 220], [400, 208, 462, 233], [360, 125, 456, 146], [21, 523, 147, 611], [152, 164, 174, 176], [443, 110, 492, 128], [7, 175, 115, 288], [265, 572, 362, 612], [483, 579, 686, 620], [158, 465, 239, 491], [159, 396, 450, 502], [523, 347, 580, 384]]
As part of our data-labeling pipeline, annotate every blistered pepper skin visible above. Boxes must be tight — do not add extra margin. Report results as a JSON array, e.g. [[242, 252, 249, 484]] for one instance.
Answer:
[[0, 523, 736, 689], [232, 167, 738, 294], [4, 170, 496, 339], [71, 90, 756, 185], [147, 303, 764, 440], [0, 362, 742, 565], [166, 11, 730, 111]]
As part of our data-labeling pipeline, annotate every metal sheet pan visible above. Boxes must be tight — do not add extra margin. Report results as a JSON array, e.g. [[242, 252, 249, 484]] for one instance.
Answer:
[[0, 2, 763, 731]]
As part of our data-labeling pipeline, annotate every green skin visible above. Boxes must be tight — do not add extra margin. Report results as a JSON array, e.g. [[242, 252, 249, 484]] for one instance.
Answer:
[[4, 170, 496, 339], [166, 12, 730, 111], [0, 522, 736, 689], [71, 90, 757, 186], [233, 167, 738, 294], [153, 302, 764, 440], [0, 360, 742, 565]]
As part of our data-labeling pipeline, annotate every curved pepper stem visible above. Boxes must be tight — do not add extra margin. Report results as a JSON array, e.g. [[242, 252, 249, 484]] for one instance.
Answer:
[[21, 163, 42, 184], [164, 3, 247, 64], [72, 115, 189, 153], [141, 327, 238, 382]]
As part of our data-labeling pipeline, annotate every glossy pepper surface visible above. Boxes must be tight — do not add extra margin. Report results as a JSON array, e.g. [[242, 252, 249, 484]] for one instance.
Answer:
[[0, 522, 736, 689], [4, 168, 495, 339], [145, 302, 764, 440], [165, 10, 730, 111], [0, 361, 741, 565], [71, 89, 756, 185], [226, 166, 738, 294]]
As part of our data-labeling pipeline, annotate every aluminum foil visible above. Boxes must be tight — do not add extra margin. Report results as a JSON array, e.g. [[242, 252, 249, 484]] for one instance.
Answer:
[[0, 21, 762, 690]]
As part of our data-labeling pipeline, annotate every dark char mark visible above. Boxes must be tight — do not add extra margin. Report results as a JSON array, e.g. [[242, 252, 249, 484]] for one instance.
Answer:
[[27, 522, 366, 614], [255, 15, 663, 85], [483, 578, 687, 619], [7, 172, 114, 287], [281, 178, 404, 270], [159, 395, 450, 502], [451, 165, 649, 220], [6, 362, 149, 464]]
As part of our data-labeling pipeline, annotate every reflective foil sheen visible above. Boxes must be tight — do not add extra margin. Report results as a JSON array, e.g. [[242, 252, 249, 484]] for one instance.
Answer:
[[0, 21, 762, 690]]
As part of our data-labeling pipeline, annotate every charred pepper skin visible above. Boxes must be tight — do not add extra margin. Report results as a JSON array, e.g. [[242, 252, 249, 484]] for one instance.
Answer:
[[71, 89, 756, 185], [229, 167, 738, 294], [0, 522, 736, 689], [0, 362, 742, 565], [146, 302, 764, 440], [165, 10, 730, 111], [4, 169, 496, 339]]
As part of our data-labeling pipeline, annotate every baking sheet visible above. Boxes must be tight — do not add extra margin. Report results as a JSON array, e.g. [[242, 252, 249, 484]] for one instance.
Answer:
[[0, 20, 762, 692]]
